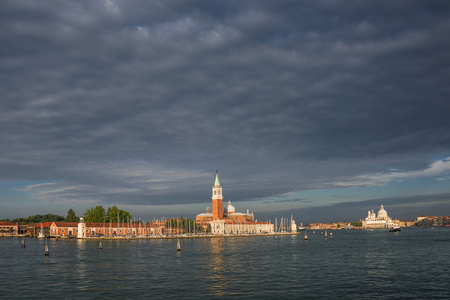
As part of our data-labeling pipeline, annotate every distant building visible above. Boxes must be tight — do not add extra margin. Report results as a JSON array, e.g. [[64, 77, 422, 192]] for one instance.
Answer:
[[416, 215, 450, 227], [0, 221, 18, 235], [416, 215, 429, 222], [196, 171, 274, 235], [398, 220, 416, 227], [309, 222, 350, 230], [362, 205, 398, 229], [76, 218, 166, 238], [36, 222, 54, 237]]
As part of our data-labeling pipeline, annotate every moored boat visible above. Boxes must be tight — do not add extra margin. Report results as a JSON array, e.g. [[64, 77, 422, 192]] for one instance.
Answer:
[[38, 223, 45, 238]]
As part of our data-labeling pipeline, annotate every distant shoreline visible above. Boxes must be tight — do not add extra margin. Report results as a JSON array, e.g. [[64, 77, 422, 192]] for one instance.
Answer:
[[1, 232, 301, 239]]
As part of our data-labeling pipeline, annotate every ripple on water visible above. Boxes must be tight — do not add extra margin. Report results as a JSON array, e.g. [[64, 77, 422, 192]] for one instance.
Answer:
[[1, 229, 450, 299]]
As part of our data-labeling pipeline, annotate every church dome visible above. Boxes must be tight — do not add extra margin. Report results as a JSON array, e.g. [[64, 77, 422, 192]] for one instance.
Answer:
[[377, 205, 388, 220], [224, 200, 235, 214]]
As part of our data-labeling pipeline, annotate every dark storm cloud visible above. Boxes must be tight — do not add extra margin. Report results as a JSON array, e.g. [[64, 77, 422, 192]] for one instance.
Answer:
[[1, 1, 450, 212], [266, 192, 450, 224]]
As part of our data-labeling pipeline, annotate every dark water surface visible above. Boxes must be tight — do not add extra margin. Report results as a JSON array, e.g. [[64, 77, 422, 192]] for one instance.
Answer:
[[1, 228, 449, 299]]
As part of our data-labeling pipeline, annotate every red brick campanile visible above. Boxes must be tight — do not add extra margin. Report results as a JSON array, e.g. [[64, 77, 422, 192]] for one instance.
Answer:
[[212, 170, 224, 220]]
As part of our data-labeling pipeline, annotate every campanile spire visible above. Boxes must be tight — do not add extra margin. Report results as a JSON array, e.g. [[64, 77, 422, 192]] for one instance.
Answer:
[[214, 170, 220, 187], [212, 170, 223, 220]]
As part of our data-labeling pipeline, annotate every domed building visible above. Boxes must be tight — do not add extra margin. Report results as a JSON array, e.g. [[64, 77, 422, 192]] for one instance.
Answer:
[[196, 171, 274, 235], [224, 201, 235, 215], [362, 205, 398, 229], [377, 205, 389, 220]]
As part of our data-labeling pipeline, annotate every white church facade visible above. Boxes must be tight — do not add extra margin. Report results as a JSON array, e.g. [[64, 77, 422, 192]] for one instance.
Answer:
[[362, 205, 398, 229]]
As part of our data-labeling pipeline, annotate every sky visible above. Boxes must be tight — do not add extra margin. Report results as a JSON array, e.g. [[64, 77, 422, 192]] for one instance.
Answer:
[[1, 0, 450, 224]]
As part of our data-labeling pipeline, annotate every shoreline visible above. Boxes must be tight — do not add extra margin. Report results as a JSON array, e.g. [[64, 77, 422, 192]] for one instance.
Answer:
[[1, 232, 301, 239]]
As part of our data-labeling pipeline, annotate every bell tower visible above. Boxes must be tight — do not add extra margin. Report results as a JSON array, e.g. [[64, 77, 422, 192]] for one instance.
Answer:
[[212, 170, 223, 220]]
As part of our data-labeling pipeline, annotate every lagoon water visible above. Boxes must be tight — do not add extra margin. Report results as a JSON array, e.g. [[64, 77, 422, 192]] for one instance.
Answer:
[[1, 228, 449, 299]]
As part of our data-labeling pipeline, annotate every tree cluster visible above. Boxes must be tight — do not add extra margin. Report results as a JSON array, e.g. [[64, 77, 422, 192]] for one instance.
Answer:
[[6, 206, 131, 225], [83, 205, 131, 223], [12, 214, 65, 225], [351, 221, 362, 227]]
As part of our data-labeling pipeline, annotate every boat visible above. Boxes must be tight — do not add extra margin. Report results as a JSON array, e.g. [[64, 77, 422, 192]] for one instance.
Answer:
[[389, 225, 401, 232], [298, 223, 305, 231], [38, 223, 45, 238]]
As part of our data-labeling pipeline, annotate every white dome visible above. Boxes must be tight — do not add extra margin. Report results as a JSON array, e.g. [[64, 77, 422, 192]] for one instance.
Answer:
[[224, 200, 235, 214], [377, 205, 388, 219]]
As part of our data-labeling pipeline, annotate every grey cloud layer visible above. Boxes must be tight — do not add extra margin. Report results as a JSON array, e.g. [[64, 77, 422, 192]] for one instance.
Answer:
[[1, 1, 450, 208]]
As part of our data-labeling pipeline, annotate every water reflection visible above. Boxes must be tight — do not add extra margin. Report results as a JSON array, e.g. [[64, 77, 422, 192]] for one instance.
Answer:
[[1, 229, 448, 298], [75, 239, 88, 287], [208, 238, 226, 297]]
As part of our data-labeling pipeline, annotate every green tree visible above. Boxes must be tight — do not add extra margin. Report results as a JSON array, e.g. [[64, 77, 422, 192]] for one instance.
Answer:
[[351, 221, 362, 227], [66, 209, 77, 222], [11, 214, 64, 224], [106, 206, 119, 222], [106, 206, 131, 223], [83, 207, 95, 222], [119, 209, 131, 223], [83, 206, 106, 222], [93, 206, 106, 222], [12, 217, 27, 225]]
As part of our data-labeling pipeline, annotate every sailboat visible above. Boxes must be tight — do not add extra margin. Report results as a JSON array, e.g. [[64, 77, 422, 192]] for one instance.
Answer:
[[298, 222, 305, 231], [177, 238, 181, 252], [38, 223, 45, 238]]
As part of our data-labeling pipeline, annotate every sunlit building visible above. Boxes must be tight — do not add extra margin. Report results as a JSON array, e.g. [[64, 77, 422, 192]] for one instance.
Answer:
[[196, 171, 274, 235], [0, 221, 18, 235], [362, 205, 398, 229], [76, 219, 165, 238]]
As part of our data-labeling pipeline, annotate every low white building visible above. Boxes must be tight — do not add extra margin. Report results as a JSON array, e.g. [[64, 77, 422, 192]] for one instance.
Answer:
[[210, 219, 274, 235]]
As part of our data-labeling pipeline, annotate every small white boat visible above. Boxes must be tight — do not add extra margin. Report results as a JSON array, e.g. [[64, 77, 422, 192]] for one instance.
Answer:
[[389, 225, 401, 232], [38, 223, 45, 238]]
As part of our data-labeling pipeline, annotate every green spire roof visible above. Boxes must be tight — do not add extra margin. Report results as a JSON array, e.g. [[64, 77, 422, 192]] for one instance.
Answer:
[[214, 170, 220, 186]]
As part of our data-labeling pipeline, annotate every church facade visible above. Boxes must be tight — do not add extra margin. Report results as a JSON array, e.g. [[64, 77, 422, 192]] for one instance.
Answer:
[[196, 171, 274, 235], [362, 205, 399, 229]]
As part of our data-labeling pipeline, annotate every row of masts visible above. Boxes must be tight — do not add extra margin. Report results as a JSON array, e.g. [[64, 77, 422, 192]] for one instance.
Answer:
[[37, 215, 306, 237], [274, 215, 297, 233]]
